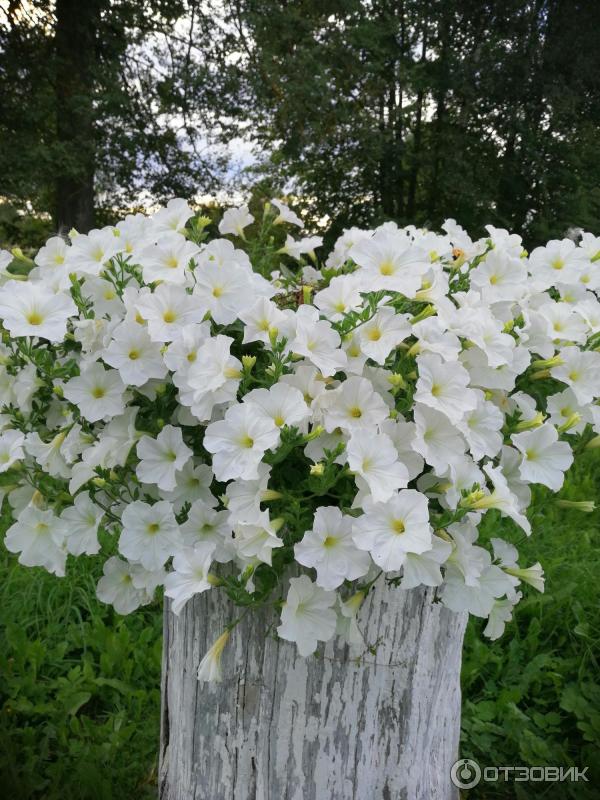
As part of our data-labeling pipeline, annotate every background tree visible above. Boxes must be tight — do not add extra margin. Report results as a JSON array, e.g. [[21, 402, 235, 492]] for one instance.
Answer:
[[0, 0, 231, 234], [229, 0, 600, 245]]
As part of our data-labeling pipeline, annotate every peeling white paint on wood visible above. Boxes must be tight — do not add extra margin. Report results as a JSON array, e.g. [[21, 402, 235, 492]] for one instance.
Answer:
[[159, 581, 467, 800]]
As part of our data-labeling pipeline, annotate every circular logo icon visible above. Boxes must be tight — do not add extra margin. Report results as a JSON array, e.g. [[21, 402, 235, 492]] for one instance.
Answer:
[[451, 758, 482, 789]]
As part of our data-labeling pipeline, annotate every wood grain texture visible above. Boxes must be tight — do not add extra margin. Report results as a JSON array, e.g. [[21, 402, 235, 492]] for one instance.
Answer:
[[159, 581, 467, 800]]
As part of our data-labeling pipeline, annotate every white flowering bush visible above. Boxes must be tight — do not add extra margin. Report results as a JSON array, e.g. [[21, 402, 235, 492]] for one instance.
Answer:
[[1, 198, 599, 680]]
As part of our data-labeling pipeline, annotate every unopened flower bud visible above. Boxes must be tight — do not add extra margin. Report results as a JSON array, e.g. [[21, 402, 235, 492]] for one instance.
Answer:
[[515, 411, 545, 431], [558, 412, 581, 433], [556, 499, 595, 512], [304, 425, 324, 442], [409, 304, 436, 325], [31, 490, 45, 509], [302, 285, 313, 305], [310, 462, 325, 476], [261, 489, 283, 502], [387, 373, 406, 389], [197, 630, 230, 683], [242, 355, 256, 372], [531, 355, 564, 370]]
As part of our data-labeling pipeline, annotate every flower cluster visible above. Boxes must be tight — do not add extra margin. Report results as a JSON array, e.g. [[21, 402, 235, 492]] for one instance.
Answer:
[[1, 198, 598, 679]]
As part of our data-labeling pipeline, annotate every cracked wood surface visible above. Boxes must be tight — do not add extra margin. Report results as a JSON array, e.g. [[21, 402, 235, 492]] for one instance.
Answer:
[[159, 581, 467, 800]]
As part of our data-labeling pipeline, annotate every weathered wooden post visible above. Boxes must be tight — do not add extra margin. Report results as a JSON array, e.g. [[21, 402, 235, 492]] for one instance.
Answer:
[[159, 580, 467, 800]]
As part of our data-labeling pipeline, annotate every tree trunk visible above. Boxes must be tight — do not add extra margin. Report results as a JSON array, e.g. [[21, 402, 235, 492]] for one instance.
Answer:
[[54, 0, 103, 234], [159, 579, 467, 800]]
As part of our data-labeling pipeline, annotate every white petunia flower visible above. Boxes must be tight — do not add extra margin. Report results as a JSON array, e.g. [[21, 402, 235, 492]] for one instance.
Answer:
[[290, 304, 347, 376], [457, 390, 504, 461], [244, 383, 310, 432], [119, 500, 181, 571], [352, 490, 432, 572], [550, 346, 600, 405], [219, 204, 254, 238], [415, 353, 477, 423], [160, 461, 215, 511], [5, 505, 66, 576], [204, 403, 280, 481], [239, 297, 293, 346], [400, 535, 452, 589], [193, 261, 251, 324], [66, 227, 119, 276], [152, 198, 195, 234], [232, 510, 284, 565], [350, 229, 429, 297], [0, 280, 76, 341], [413, 404, 466, 472], [136, 425, 192, 492], [103, 321, 168, 386], [164, 542, 215, 615], [511, 424, 573, 491], [135, 283, 206, 342], [322, 376, 389, 434], [181, 500, 233, 562], [60, 492, 104, 555], [295, 506, 370, 590], [63, 363, 127, 422], [314, 274, 362, 321], [225, 463, 272, 525], [96, 556, 151, 614], [139, 231, 198, 284], [0, 429, 25, 472], [277, 575, 337, 656], [358, 306, 411, 364], [271, 198, 304, 228], [346, 430, 409, 503], [163, 322, 211, 373]]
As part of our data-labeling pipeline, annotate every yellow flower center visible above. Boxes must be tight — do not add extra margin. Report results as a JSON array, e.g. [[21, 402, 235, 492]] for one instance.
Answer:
[[163, 310, 177, 323], [91, 386, 105, 399], [26, 311, 43, 326], [392, 519, 406, 534]]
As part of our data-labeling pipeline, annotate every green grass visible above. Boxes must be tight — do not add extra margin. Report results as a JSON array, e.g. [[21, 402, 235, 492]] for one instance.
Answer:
[[0, 455, 599, 799], [0, 543, 163, 799], [461, 451, 600, 798]]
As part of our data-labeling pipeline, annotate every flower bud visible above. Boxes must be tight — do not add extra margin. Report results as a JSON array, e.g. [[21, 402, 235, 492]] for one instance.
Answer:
[[557, 412, 581, 433], [515, 411, 545, 431], [310, 462, 325, 476], [197, 630, 230, 683], [556, 499, 595, 512], [261, 489, 283, 502], [242, 355, 256, 372]]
